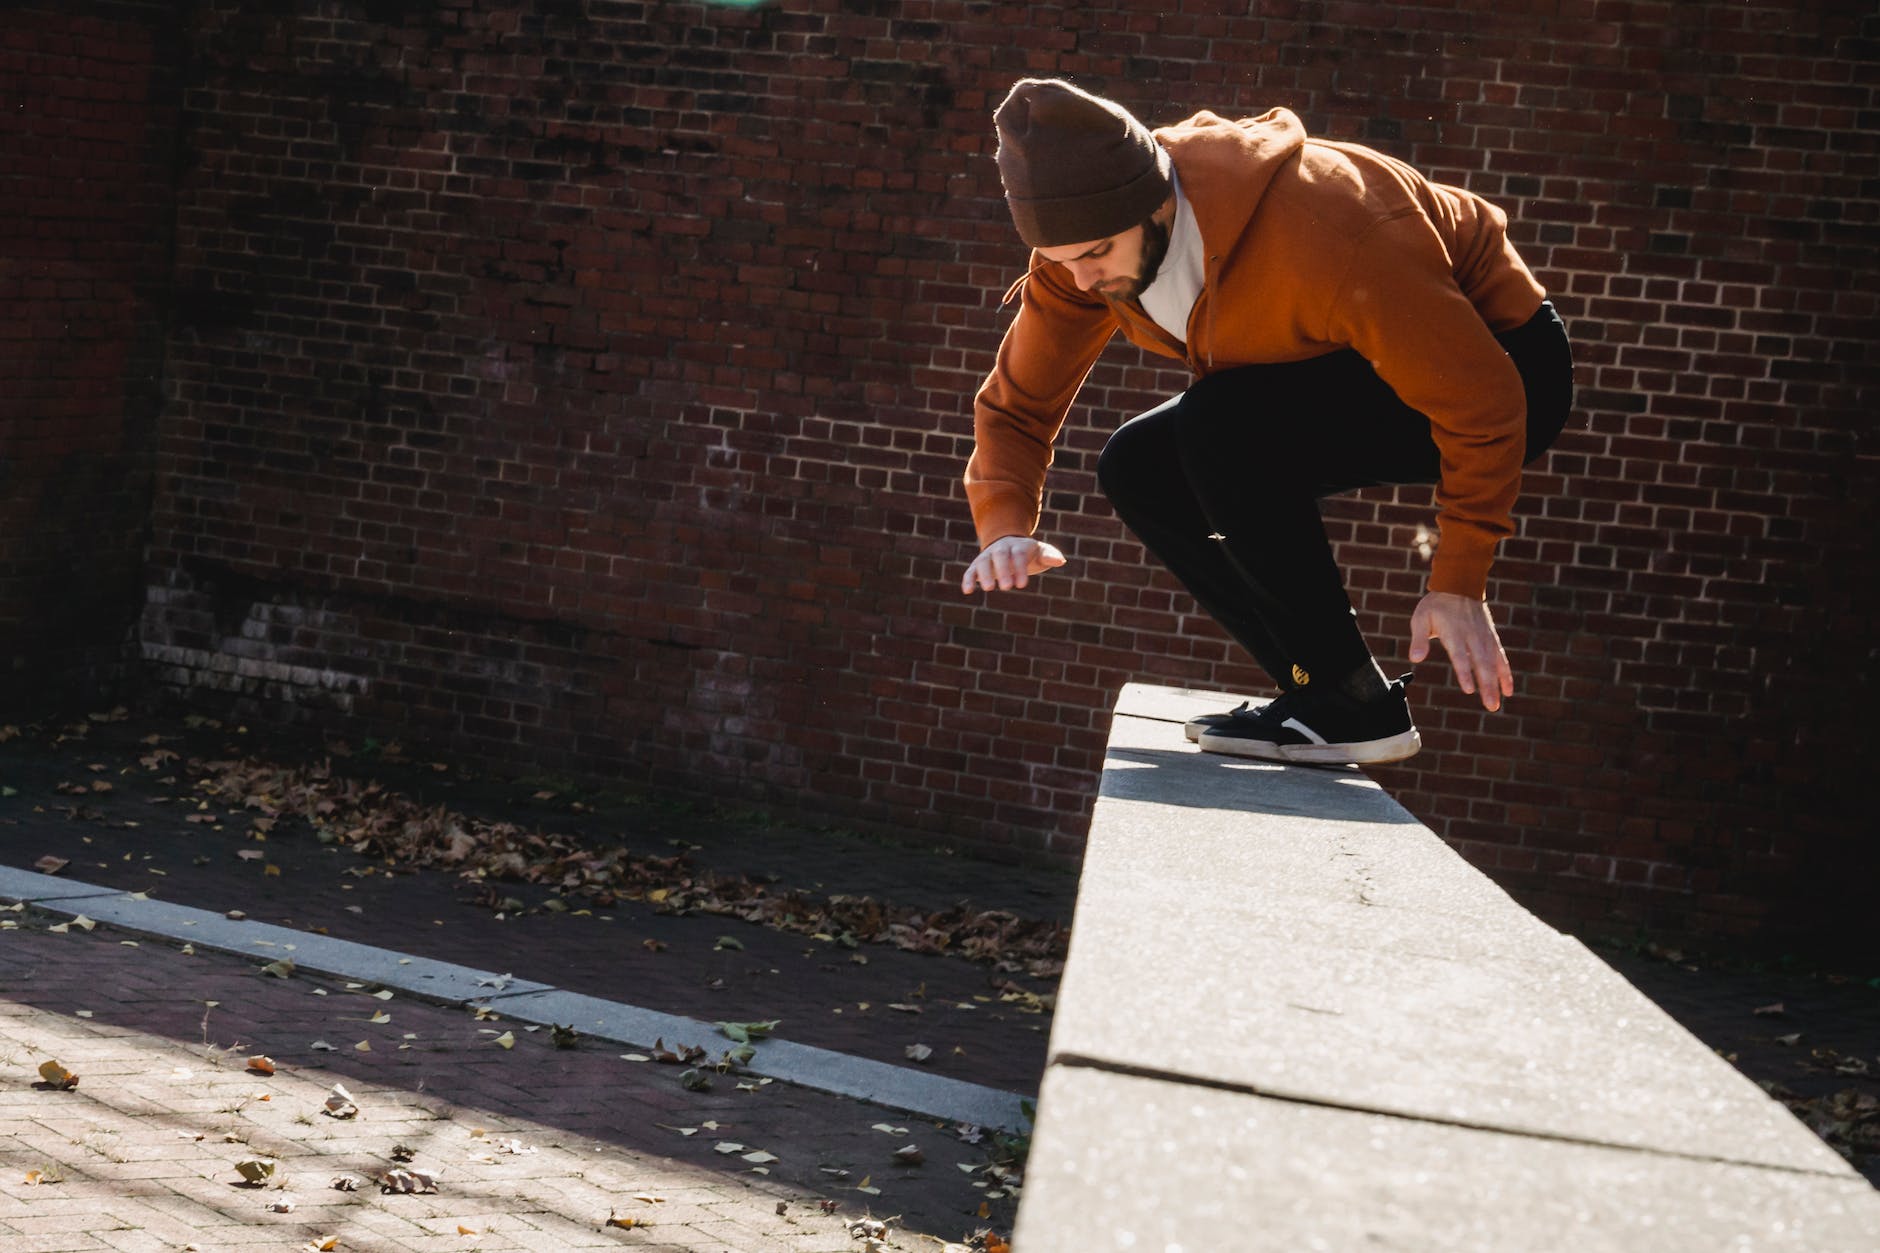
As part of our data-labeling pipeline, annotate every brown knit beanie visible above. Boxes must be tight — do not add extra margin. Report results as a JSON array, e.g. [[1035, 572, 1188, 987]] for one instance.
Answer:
[[994, 78, 1173, 248]]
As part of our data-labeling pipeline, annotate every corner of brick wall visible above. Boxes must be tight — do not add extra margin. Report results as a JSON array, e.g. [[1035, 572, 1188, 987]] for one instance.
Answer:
[[1, 3, 180, 709]]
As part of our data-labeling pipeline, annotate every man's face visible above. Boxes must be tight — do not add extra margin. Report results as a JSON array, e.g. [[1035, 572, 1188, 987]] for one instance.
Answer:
[[1036, 210, 1172, 302]]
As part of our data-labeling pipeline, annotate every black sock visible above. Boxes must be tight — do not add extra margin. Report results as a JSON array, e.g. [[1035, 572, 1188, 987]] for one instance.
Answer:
[[1336, 660, 1390, 704]]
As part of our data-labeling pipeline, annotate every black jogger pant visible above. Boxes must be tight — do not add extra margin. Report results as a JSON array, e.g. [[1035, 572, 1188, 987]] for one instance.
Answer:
[[1095, 300, 1574, 692]]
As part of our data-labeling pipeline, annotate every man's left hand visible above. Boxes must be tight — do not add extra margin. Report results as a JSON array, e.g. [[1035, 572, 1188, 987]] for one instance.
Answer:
[[1409, 592, 1514, 712]]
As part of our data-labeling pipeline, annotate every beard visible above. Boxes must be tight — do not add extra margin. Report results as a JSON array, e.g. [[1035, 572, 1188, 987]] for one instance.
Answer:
[[1097, 215, 1173, 302]]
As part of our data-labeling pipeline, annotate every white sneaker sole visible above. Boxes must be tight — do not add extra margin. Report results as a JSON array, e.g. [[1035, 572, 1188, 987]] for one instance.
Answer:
[[1195, 727, 1422, 765]]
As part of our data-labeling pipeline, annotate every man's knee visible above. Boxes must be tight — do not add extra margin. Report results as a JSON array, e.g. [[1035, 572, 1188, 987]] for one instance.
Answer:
[[1096, 403, 1181, 503]]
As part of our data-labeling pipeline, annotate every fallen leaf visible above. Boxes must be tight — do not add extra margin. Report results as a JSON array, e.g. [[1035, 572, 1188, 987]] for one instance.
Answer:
[[259, 958, 296, 979], [906, 1043, 933, 1063], [605, 1212, 644, 1230], [377, 1166, 439, 1194], [713, 1142, 747, 1155], [742, 1150, 778, 1165], [680, 1068, 711, 1092], [36, 1060, 79, 1090], [247, 1056, 276, 1076], [235, 1158, 277, 1184], [457, 1226, 478, 1236], [323, 1085, 359, 1119], [715, 1019, 780, 1043], [1753, 1002, 1786, 1017], [492, 1031, 515, 1050], [304, 1239, 340, 1252], [714, 935, 744, 951], [34, 855, 69, 875], [266, 1196, 297, 1213], [893, 1144, 924, 1166]]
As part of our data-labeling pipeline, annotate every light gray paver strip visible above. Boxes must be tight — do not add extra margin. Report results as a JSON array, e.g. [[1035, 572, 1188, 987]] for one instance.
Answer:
[[1, 863, 1031, 1133]]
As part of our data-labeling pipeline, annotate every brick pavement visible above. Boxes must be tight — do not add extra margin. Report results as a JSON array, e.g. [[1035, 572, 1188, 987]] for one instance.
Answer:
[[0, 919, 1020, 1252], [0, 712, 1074, 1098]]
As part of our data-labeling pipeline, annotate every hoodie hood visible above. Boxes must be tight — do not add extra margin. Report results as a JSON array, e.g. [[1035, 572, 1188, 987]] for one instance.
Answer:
[[1154, 108, 1307, 256]]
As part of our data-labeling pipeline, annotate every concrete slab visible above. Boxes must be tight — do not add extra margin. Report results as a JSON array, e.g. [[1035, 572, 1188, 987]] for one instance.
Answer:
[[1045, 689, 1856, 1176], [1015, 1067, 1880, 1253]]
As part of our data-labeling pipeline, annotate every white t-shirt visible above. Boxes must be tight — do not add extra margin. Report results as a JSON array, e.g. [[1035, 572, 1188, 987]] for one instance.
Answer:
[[1137, 171, 1205, 343]]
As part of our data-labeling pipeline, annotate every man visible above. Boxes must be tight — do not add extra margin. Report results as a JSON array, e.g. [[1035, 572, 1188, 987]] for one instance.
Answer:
[[958, 79, 1573, 765]]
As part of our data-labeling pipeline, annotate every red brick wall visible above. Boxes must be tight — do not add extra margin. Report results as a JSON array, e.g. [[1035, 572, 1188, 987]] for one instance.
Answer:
[[29, 1, 1877, 947], [0, 3, 178, 706]]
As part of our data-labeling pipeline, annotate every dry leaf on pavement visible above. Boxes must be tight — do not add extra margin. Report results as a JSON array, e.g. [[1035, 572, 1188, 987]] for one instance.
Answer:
[[377, 1166, 439, 1194], [36, 1060, 79, 1090], [323, 1084, 359, 1119], [235, 1159, 277, 1185]]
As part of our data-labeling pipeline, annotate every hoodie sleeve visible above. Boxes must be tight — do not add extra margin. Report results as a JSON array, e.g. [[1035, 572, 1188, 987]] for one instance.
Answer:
[[964, 260, 1120, 549], [1326, 211, 1530, 599]]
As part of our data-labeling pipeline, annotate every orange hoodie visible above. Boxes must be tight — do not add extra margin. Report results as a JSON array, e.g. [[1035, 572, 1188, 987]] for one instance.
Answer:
[[965, 108, 1547, 599]]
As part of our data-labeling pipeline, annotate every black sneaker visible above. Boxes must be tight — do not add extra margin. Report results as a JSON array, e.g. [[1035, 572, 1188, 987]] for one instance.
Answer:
[[1195, 676, 1420, 765], [1183, 700, 1259, 743]]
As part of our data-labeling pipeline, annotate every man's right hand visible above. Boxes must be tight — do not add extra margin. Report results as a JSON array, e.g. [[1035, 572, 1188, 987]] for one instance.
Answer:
[[960, 536, 1067, 595]]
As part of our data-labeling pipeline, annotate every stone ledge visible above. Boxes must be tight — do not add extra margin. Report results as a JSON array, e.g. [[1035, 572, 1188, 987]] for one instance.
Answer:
[[1013, 684, 1877, 1250]]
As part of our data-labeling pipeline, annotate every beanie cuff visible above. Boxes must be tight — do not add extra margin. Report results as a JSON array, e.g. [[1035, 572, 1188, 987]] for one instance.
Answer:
[[1007, 143, 1173, 248]]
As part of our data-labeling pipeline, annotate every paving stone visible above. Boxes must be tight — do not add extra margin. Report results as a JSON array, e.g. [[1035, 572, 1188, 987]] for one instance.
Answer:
[[0, 924, 1017, 1249]]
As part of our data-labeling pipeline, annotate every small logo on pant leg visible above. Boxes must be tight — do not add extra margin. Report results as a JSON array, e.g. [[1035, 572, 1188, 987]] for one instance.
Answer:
[[1291, 664, 1310, 686]]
